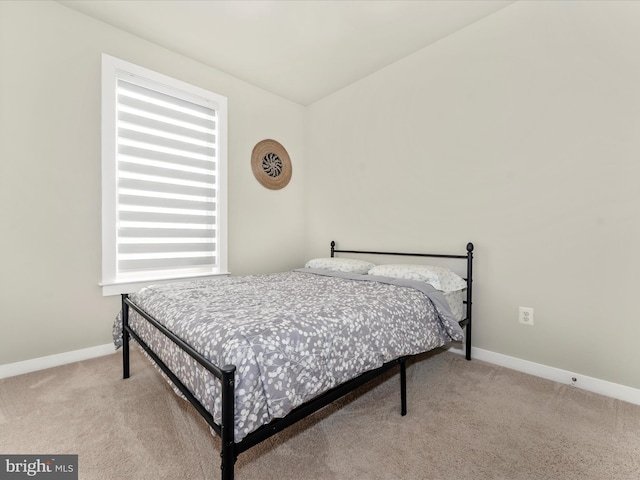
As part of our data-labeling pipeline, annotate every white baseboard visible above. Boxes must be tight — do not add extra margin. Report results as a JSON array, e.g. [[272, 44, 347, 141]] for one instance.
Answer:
[[0, 343, 116, 379], [447, 345, 640, 406], [3, 342, 639, 407]]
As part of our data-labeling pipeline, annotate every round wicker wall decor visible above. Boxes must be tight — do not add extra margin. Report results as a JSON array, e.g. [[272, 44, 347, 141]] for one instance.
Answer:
[[251, 139, 292, 190]]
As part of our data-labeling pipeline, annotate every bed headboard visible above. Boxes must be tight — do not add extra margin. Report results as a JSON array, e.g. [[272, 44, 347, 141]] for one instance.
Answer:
[[330, 240, 474, 360]]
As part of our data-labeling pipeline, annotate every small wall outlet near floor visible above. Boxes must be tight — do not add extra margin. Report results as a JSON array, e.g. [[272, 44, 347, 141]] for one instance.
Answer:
[[519, 307, 534, 326]]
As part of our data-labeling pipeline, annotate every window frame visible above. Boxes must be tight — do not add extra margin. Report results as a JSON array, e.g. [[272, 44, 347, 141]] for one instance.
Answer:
[[100, 54, 228, 296]]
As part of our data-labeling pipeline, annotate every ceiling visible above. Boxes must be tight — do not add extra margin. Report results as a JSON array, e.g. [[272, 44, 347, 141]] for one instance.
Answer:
[[57, 0, 514, 105]]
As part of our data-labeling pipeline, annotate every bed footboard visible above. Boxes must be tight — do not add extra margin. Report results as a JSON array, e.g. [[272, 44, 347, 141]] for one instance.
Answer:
[[121, 294, 238, 479]]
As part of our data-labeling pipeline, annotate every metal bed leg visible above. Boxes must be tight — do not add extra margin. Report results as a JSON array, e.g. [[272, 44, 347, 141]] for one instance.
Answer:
[[121, 294, 130, 379], [400, 359, 407, 416], [465, 322, 472, 361], [220, 365, 237, 480], [465, 242, 473, 361]]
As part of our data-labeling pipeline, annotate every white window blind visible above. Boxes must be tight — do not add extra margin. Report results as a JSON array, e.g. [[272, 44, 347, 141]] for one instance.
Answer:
[[101, 55, 227, 295]]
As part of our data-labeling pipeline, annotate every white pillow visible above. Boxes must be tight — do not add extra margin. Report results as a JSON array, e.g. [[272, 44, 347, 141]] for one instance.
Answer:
[[367, 264, 467, 292], [305, 257, 375, 275]]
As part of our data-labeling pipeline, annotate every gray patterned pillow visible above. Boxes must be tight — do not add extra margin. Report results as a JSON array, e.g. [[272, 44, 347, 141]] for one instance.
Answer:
[[304, 257, 375, 274], [367, 264, 467, 292]]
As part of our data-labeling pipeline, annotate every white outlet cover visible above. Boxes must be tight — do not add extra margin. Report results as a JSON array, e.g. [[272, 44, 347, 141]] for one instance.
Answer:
[[519, 307, 534, 326]]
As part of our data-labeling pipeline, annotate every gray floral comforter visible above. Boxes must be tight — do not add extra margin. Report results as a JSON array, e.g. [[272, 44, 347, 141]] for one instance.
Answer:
[[113, 269, 463, 441]]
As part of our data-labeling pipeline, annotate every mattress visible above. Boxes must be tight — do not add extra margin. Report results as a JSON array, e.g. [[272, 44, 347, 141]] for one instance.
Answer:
[[443, 289, 466, 322]]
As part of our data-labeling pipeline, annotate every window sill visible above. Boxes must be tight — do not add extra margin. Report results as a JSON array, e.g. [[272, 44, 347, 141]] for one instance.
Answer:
[[100, 271, 231, 296]]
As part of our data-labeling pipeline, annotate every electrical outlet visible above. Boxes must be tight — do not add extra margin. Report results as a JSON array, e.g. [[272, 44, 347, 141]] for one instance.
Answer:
[[519, 307, 534, 326]]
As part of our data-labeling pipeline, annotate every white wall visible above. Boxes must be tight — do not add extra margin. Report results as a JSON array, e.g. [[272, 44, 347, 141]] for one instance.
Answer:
[[0, 1, 307, 365], [3, 0, 640, 393], [306, 1, 640, 389]]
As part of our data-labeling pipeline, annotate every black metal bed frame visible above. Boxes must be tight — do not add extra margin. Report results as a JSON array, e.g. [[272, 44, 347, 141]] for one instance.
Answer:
[[120, 241, 474, 480]]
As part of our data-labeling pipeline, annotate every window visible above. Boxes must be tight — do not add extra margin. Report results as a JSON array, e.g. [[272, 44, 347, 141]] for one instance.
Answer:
[[101, 55, 227, 296]]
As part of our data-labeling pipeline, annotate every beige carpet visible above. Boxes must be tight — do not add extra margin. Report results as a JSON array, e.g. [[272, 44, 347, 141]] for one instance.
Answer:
[[1, 347, 639, 480]]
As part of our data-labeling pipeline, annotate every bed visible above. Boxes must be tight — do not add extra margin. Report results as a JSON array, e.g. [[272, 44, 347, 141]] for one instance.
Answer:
[[115, 241, 474, 480]]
